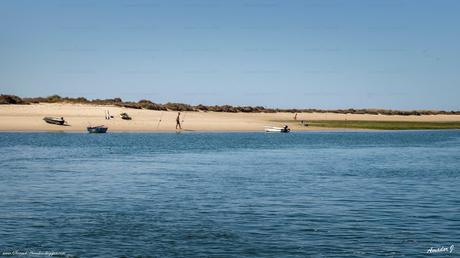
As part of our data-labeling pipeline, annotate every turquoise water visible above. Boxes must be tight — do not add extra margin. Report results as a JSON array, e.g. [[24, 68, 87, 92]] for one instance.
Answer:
[[0, 131, 459, 257]]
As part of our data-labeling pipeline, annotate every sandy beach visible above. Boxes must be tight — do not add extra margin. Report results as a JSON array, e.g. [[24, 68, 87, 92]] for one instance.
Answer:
[[1, 103, 459, 132]]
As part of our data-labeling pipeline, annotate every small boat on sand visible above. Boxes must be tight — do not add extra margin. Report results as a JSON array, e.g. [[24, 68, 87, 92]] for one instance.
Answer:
[[120, 112, 132, 120], [43, 117, 66, 125], [87, 125, 108, 133], [264, 125, 291, 133]]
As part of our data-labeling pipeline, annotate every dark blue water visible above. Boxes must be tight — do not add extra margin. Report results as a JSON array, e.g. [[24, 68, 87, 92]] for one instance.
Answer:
[[0, 131, 459, 257]]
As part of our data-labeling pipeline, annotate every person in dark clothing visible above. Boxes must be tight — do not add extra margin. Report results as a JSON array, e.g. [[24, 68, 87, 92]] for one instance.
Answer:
[[176, 112, 182, 130]]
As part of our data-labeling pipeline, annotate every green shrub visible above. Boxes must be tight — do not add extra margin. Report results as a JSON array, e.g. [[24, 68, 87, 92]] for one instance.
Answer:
[[0, 94, 26, 104]]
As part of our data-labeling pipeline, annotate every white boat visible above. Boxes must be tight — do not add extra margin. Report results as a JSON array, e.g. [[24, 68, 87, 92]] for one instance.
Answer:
[[264, 125, 290, 133]]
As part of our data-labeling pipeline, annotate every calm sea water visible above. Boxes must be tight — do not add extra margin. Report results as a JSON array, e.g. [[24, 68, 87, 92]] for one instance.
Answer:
[[0, 131, 459, 257]]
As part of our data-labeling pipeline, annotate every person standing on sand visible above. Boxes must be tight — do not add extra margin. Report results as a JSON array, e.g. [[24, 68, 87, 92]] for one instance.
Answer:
[[105, 110, 111, 120], [176, 112, 182, 130], [294, 113, 298, 120]]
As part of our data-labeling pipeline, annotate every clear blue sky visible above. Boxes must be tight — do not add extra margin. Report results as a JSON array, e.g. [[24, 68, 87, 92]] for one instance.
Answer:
[[1, 0, 459, 110]]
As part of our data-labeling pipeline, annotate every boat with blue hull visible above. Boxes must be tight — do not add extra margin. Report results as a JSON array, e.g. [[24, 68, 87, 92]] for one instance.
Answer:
[[87, 125, 108, 133]]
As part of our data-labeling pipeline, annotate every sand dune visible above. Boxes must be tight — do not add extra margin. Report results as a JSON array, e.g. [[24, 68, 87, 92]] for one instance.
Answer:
[[0, 103, 459, 132]]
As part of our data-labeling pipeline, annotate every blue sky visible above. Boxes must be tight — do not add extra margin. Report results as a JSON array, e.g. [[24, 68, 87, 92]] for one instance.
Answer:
[[1, 0, 459, 109]]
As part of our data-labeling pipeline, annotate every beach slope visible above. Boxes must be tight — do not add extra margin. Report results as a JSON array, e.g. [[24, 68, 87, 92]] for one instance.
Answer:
[[1, 103, 459, 132]]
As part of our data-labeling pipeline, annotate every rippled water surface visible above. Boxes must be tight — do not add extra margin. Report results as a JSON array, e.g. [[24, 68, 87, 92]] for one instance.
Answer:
[[0, 131, 459, 257]]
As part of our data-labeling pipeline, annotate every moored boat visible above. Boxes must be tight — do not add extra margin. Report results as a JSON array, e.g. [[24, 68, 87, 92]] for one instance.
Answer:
[[87, 125, 108, 133], [43, 117, 66, 125], [120, 112, 132, 120], [264, 125, 291, 133]]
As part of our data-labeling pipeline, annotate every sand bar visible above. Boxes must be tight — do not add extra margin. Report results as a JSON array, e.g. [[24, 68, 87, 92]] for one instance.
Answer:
[[0, 103, 459, 132]]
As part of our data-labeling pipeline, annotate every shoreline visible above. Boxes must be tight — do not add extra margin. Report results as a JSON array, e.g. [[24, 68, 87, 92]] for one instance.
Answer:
[[0, 128, 371, 133], [1, 103, 460, 132], [1, 129, 458, 134]]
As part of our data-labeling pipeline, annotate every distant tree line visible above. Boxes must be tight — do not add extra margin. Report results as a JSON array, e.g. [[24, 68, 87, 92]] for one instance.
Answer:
[[1, 94, 459, 115]]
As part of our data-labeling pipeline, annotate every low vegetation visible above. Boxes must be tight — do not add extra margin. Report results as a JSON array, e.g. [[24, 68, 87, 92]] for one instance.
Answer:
[[298, 120, 460, 130], [0, 94, 26, 104], [1, 94, 460, 115]]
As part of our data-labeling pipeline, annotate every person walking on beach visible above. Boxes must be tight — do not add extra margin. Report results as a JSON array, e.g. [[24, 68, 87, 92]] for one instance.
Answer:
[[294, 113, 298, 120], [176, 112, 182, 130]]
